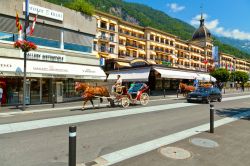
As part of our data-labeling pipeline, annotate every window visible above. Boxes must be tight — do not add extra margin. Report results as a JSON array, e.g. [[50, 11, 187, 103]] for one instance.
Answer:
[[27, 36, 60, 48], [0, 32, 16, 41], [93, 42, 97, 51], [109, 24, 115, 31], [64, 43, 92, 52], [133, 51, 137, 57], [109, 45, 115, 54], [150, 35, 154, 40], [110, 33, 115, 42], [100, 22, 107, 29]]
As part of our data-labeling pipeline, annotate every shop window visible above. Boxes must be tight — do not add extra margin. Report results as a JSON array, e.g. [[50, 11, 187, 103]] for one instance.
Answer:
[[27, 36, 60, 48], [64, 42, 92, 53], [0, 32, 16, 42]]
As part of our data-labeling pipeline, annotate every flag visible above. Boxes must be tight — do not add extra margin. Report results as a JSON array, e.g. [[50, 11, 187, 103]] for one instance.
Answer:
[[29, 14, 37, 35], [16, 12, 22, 32]]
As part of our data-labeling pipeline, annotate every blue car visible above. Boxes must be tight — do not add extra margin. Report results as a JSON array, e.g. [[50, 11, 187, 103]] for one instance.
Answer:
[[187, 87, 222, 104]]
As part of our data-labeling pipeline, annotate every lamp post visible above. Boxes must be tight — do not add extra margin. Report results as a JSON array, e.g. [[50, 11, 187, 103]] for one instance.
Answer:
[[22, 0, 29, 111]]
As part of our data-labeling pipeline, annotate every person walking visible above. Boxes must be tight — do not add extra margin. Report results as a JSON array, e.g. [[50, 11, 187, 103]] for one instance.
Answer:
[[193, 77, 199, 89], [0, 85, 3, 107]]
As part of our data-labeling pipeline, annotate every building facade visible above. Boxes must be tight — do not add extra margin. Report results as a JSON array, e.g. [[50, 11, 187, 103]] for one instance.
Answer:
[[0, 0, 106, 105], [94, 11, 250, 90]]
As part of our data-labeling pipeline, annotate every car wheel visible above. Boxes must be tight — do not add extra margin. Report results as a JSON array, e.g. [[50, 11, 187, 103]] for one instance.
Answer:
[[187, 100, 191, 103], [218, 96, 222, 102], [206, 97, 211, 104]]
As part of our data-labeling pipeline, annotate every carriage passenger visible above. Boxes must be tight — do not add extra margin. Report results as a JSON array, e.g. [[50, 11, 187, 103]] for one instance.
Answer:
[[112, 75, 122, 93]]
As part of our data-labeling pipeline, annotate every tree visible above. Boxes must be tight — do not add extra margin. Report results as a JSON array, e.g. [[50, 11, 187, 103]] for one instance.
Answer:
[[210, 68, 230, 83], [65, 0, 95, 16], [230, 71, 249, 85]]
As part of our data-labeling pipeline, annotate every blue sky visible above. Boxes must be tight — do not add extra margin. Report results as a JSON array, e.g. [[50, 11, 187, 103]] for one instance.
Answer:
[[125, 0, 250, 40]]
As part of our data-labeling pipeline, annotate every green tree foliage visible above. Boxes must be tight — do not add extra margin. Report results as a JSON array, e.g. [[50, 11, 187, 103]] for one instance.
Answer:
[[230, 71, 249, 84], [45, 0, 94, 16], [210, 68, 230, 83], [65, 0, 95, 16]]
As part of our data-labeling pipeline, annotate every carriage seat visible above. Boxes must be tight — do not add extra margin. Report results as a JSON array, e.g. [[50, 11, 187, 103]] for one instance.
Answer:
[[116, 86, 126, 94]]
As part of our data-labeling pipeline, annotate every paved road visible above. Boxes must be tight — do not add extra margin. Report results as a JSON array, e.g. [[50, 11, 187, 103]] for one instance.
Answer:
[[0, 93, 249, 166]]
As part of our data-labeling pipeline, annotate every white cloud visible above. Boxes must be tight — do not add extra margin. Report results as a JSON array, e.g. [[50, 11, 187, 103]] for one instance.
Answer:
[[167, 3, 185, 13], [190, 13, 250, 40]]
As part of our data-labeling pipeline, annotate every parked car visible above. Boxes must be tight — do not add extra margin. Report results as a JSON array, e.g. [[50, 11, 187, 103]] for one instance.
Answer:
[[187, 87, 222, 103]]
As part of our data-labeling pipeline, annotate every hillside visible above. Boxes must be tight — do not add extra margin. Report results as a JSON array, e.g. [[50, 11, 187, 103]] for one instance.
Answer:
[[45, 0, 250, 60]]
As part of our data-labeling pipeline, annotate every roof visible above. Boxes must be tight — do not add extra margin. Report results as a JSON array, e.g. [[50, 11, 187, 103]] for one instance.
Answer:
[[192, 14, 211, 41]]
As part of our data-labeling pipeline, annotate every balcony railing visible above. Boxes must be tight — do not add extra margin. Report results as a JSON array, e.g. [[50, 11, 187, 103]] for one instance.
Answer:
[[126, 43, 138, 48], [98, 36, 109, 41]]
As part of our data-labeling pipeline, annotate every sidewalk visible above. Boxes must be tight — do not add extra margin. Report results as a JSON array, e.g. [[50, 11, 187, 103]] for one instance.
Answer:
[[113, 116, 250, 166]]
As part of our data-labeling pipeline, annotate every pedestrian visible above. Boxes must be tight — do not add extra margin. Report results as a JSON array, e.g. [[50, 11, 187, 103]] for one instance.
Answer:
[[0, 85, 3, 107], [193, 77, 199, 89], [241, 84, 245, 92]]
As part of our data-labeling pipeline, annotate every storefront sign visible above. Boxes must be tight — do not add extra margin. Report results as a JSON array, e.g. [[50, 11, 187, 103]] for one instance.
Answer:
[[20, 51, 65, 62], [23, 2, 63, 21], [0, 57, 106, 79]]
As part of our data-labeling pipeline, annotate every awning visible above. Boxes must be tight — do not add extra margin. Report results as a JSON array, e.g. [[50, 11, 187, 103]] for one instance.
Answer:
[[153, 67, 216, 82], [119, 45, 126, 51], [150, 51, 156, 55], [197, 73, 216, 82], [0, 57, 106, 80], [107, 68, 151, 82], [139, 50, 146, 55], [154, 67, 197, 79], [119, 36, 126, 40], [116, 62, 131, 68], [147, 59, 156, 64]]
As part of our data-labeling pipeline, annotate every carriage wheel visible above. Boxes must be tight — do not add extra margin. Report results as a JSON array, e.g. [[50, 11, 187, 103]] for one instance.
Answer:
[[121, 97, 130, 108], [140, 93, 149, 105]]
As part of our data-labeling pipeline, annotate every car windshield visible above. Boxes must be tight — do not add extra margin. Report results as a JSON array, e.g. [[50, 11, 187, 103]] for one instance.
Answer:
[[194, 88, 210, 93]]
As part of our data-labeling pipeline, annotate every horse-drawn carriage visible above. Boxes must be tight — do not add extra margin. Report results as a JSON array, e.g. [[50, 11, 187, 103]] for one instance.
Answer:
[[75, 82, 149, 110]]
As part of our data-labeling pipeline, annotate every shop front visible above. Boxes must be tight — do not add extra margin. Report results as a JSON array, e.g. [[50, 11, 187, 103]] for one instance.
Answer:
[[0, 57, 106, 105], [106, 66, 216, 91]]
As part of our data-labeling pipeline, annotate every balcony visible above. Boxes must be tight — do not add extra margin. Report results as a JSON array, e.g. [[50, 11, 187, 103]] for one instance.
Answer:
[[126, 43, 138, 49], [98, 47, 109, 54], [155, 48, 164, 53], [98, 36, 109, 42], [100, 25, 107, 30]]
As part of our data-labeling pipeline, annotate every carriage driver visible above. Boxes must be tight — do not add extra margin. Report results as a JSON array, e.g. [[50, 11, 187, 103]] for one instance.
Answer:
[[112, 75, 122, 93]]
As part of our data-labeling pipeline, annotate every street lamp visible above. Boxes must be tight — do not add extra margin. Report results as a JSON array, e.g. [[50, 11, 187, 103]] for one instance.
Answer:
[[22, 0, 29, 110]]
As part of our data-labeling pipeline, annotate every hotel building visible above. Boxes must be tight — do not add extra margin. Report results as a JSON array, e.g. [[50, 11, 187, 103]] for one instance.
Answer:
[[94, 11, 249, 90]]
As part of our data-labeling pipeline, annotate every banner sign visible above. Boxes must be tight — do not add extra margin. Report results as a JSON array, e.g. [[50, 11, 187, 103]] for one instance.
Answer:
[[23, 2, 63, 21], [212, 46, 219, 68]]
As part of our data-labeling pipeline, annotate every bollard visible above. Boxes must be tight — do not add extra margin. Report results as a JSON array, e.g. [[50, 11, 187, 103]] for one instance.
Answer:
[[210, 104, 214, 133], [148, 89, 151, 96], [69, 126, 77, 166], [224, 88, 225, 94], [52, 94, 55, 108], [176, 90, 179, 98], [163, 89, 166, 98]]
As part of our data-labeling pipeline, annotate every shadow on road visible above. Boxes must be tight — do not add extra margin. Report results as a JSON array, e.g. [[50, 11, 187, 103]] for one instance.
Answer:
[[216, 107, 250, 121]]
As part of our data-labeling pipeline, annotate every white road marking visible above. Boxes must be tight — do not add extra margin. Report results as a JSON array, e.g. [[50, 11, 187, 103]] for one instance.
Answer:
[[0, 95, 249, 135], [91, 110, 250, 166], [0, 102, 196, 135]]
